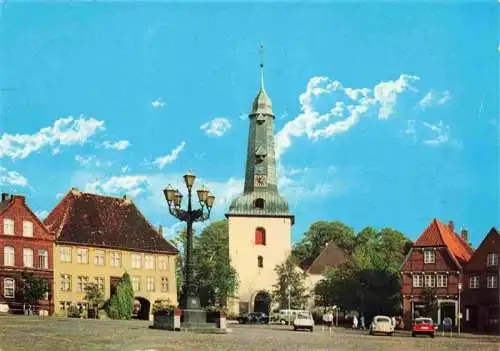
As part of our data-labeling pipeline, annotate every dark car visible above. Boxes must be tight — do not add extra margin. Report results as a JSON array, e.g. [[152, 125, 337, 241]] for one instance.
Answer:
[[238, 312, 269, 324]]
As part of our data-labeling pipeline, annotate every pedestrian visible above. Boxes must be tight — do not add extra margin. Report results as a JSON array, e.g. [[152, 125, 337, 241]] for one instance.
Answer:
[[391, 316, 396, 329], [352, 315, 358, 329], [360, 315, 366, 330], [325, 310, 334, 335]]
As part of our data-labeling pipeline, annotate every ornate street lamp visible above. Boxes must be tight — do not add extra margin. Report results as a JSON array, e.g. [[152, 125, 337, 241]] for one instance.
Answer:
[[163, 171, 215, 322]]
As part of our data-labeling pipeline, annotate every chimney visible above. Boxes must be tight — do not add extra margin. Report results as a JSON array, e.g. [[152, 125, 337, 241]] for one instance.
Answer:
[[12, 195, 25, 203], [1, 193, 11, 202], [71, 187, 81, 195], [123, 194, 132, 204], [461, 227, 468, 242], [448, 220, 455, 233]]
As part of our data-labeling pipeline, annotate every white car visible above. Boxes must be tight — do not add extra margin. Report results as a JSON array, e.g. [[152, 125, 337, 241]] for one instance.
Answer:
[[369, 315, 394, 336], [293, 312, 314, 331]]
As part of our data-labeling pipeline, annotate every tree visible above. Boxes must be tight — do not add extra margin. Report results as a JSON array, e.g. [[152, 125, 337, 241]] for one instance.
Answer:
[[107, 272, 134, 319], [193, 220, 238, 307], [272, 256, 309, 310], [292, 221, 356, 265], [170, 227, 188, 300], [21, 273, 49, 306], [84, 283, 105, 317]]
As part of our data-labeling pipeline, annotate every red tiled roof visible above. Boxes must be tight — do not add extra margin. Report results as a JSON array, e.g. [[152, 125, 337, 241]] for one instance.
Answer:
[[414, 219, 473, 265], [44, 189, 177, 254]]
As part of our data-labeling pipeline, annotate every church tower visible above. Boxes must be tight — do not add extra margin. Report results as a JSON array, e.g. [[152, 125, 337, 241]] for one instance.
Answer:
[[226, 47, 294, 315]]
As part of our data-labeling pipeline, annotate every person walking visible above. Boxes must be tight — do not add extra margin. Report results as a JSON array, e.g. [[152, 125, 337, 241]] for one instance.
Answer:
[[352, 315, 358, 329], [325, 310, 334, 335], [360, 315, 366, 330]]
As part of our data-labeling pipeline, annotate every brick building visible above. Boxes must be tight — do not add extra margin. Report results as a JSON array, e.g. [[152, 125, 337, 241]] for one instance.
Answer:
[[462, 227, 499, 334], [0, 193, 55, 314], [401, 219, 473, 327]]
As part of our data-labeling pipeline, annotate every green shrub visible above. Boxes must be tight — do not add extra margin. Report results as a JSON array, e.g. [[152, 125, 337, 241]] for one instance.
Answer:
[[152, 299, 175, 315], [106, 272, 134, 320]]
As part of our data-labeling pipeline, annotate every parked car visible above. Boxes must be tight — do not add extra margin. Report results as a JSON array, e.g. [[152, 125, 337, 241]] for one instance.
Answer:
[[238, 312, 269, 324], [279, 309, 309, 325], [293, 311, 314, 331], [369, 315, 394, 336], [412, 317, 436, 338]]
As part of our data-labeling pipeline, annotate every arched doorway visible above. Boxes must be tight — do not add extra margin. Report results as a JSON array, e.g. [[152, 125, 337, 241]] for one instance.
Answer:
[[133, 297, 151, 320], [253, 291, 271, 314]]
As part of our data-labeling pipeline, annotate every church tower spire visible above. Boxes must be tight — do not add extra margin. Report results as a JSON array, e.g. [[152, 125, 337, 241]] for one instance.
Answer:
[[226, 44, 292, 219]]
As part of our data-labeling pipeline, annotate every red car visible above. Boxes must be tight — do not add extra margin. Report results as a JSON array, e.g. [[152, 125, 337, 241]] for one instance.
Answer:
[[412, 317, 436, 338]]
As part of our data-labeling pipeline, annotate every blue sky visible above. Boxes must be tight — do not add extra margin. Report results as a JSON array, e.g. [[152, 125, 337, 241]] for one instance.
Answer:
[[0, 2, 498, 248]]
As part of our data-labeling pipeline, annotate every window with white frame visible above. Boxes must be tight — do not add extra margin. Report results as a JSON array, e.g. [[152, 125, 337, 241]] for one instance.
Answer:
[[146, 277, 155, 292], [22, 221, 33, 237], [161, 277, 169, 292], [487, 275, 498, 289], [424, 250, 435, 264], [132, 276, 141, 292], [76, 276, 89, 292], [76, 248, 88, 264], [60, 247, 71, 262], [437, 275, 448, 288], [93, 250, 105, 266], [131, 254, 142, 269], [158, 256, 168, 271], [3, 246, 14, 266], [486, 253, 498, 267], [145, 255, 155, 270], [3, 278, 14, 298], [3, 218, 14, 235], [110, 252, 121, 267], [425, 275, 436, 288], [39, 249, 48, 269], [94, 277, 104, 291], [469, 276, 480, 289], [412, 275, 424, 288], [23, 248, 33, 268], [60, 274, 71, 292]]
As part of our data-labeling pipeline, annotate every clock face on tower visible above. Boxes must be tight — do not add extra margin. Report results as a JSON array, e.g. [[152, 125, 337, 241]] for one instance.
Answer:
[[254, 175, 267, 187]]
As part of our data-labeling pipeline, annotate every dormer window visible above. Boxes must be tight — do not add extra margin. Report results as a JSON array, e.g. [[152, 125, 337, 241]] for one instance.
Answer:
[[424, 250, 435, 264], [254, 198, 265, 209]]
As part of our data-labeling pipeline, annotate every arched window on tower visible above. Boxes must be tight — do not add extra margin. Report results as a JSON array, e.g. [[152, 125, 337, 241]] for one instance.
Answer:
[[254, 198, 265, 209], [255, 227, 266, 245], [257, 255, 264, 268]]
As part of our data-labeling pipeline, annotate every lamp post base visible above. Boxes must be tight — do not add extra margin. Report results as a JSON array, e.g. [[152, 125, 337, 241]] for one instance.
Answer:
[[181, 309, 208, 326]]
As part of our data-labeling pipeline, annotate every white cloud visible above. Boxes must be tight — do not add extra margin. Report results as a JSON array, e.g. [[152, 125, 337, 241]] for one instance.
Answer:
[[200, 118, 232, 137], [277, 164, 348, 206], [52, 148, 60, 155], [152, 141, 186, 169], [101, 140, 130, 150], [75, 155, 96, 166], [86, 175, 148, 197], [152, 98, 166, 108], [121, 165, 130, 173], [56, 193, 64, 199], [0, 116, 104, 159], [275, 74, 420, 158], [417, 90, 451, 110], [0, 167, 28, 187], [422, 121, 450, 146], [374, 74, 419, 119], [35, 210, 49, 220], [404, 120, 417, 142]]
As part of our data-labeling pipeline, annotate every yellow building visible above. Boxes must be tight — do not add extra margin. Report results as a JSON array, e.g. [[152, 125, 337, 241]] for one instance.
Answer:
[[44, 188, 178, 319]]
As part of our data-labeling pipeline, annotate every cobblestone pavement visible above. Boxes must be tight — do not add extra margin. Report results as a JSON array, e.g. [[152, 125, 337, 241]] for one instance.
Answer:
[[0, 316, 498, 351]]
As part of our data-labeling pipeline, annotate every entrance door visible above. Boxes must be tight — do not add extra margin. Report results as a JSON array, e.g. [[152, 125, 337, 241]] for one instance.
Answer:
[[253, 291, 271, 314]]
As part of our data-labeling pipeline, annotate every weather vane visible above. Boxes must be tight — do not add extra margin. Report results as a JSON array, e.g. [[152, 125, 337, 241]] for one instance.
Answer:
[[259, 42, 264, 69]]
